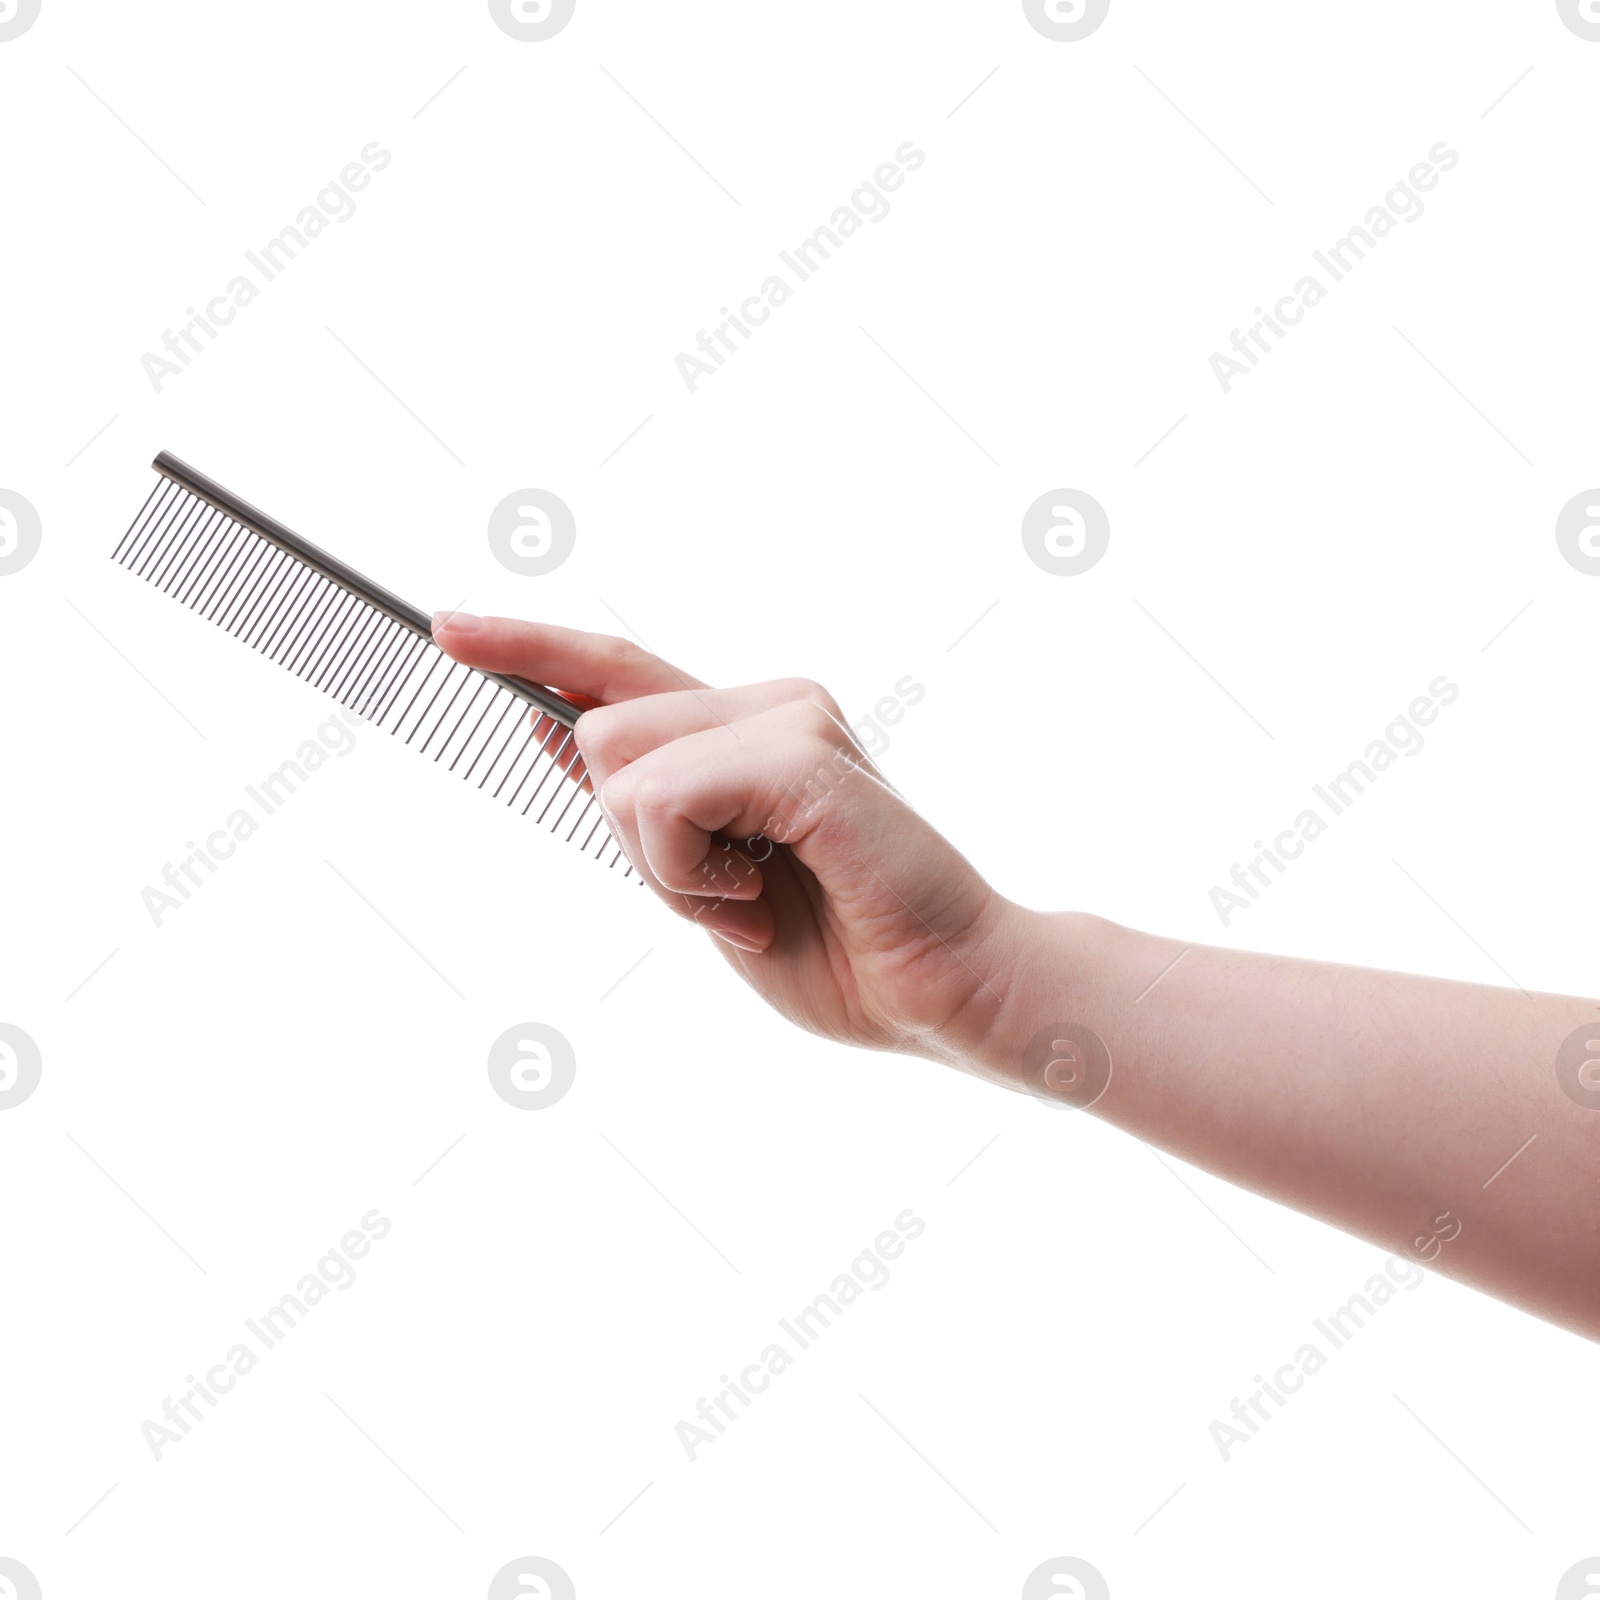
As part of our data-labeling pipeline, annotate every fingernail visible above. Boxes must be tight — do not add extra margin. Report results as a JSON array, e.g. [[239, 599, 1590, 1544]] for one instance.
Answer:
[[433, 609, 482, 634]]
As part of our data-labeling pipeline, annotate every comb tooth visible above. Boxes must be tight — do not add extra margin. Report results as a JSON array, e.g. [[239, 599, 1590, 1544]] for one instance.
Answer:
[[481, 714, 536, 793], [194, 523, 252, 617], [286, 586, 354, 676], [529, 732, 579, 821], [331, 612, 393, 700], [113, 480, 168, 562], [215, 537, 276, 632], [372, 633, 433, 726], [390, 646, 448, 737], [260, 569, 326, 662], [303, 591, 367, 687], [579, 808, 609, 852], [433, 679, 490, 765], [254, 564, 320, 658], [504, 719, 566, 810], [123, 482, 186, 571], [401, 655, 463, 745], [238, 547, 302, 642], [329, 614, 397, 706], [414, 663, 475, 753], [226, 546, 291, 644], [549, 776, 590, 837], [241, 546, 307, 646], [133, 490, 202, 579], [456, 692, 518, 780], [340, 618, 406, 712], [427, 675, 488, 762], [146, 497, 210, 589], [176, 516, 238, 608], [203, 533, 257, 625], [164, 510, 227, 602], [116, 458, 615, 869]]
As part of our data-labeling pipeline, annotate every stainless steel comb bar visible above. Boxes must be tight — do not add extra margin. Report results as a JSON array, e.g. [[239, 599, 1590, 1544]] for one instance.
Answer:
[[149, 451, 586, 728], [114, 454, 626, 873]]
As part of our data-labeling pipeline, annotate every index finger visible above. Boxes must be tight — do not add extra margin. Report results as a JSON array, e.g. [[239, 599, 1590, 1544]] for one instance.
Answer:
[[431, 612, 707, 704]]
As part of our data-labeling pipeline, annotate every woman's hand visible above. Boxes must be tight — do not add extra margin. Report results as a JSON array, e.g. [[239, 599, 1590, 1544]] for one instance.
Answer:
[[432, 612, 1027, 1069]]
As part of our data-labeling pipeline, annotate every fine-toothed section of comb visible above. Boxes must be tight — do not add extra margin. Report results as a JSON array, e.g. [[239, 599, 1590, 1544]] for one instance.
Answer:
[[113, 476, 631, 873]]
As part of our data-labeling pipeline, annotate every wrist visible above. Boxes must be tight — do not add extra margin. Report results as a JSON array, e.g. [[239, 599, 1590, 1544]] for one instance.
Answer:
[[936, 900, 1123, 1099]]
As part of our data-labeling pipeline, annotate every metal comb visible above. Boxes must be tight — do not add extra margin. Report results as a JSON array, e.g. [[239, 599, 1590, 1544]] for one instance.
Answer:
[[113, 452, 627, 871]]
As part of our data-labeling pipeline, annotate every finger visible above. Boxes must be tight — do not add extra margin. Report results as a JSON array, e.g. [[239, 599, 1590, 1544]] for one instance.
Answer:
[[601, 700, 905, 925], [576, 677, 860, 795], [431, 612, 706, 703], [592, 782, 770, 949]]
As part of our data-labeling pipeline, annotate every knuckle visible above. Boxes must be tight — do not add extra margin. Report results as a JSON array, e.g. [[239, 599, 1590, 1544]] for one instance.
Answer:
[[575, 704, 625, 768], [629, 769, 679, 819], [790, 677, 845, 724]]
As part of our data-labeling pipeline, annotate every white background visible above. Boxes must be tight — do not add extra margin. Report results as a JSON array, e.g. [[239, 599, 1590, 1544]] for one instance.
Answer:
[[2, 2, 1598, 1596]]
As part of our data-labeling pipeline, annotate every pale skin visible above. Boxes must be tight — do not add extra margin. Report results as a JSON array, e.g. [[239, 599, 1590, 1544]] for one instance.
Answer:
[[436, 612, 1600, 1341]]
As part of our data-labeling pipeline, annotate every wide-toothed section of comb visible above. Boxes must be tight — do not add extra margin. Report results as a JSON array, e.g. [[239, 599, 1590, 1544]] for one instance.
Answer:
[[113, 478, 628, 870]]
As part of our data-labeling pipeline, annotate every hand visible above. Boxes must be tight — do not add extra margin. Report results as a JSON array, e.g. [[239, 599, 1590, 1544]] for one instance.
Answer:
[[432, 612, 1026, 1067]]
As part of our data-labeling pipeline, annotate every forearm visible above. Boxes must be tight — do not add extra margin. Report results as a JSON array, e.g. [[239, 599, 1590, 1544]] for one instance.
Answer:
[[966, 907, 1600, 1339]]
